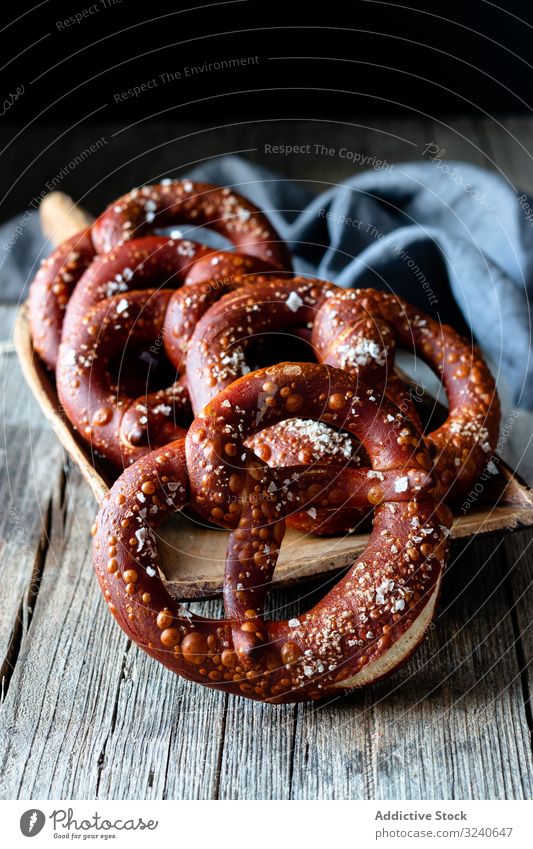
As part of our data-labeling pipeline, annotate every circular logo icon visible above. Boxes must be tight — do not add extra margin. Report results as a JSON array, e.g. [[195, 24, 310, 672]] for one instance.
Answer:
[[20, 810, 46, 837]]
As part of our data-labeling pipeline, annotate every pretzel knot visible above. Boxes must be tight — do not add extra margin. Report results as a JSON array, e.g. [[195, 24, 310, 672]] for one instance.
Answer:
[[312, 289, 501, 500], [28, 180, 291, 370], [186, 279, 500, 505], [93, 362, 452, 704]]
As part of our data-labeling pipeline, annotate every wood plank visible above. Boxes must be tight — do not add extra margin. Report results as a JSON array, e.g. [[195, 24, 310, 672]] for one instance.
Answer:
[[216, 587, 300, 799], [0, 460, 228, 799], [0, 305, 63, 696], [473, 115, 533, 738], [478, 115, 533, 194], [288, 535, 533, 799], [501, 531, 533, 749]]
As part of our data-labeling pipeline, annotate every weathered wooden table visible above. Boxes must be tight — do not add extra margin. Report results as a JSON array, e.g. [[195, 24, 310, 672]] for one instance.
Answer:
[[0, 116, 532, 800]]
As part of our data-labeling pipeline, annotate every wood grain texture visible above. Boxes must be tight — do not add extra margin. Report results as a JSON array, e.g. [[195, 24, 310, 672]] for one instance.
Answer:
[[0, 117, 532, 800], [0, 306, 63, 697]]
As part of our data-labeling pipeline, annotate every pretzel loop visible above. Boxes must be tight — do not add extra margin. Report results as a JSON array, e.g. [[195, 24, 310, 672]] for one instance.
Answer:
[[93, 362, 450, 703], [29, 180, 291, 370], [91, 180, 292, 269], [28, 229, 95, 369], [312, 289, 501, 499]]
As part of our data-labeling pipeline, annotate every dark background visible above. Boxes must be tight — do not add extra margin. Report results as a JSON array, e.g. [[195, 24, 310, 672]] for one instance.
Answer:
[[1, 0, 532, 220], [2, 0, 532, 121]]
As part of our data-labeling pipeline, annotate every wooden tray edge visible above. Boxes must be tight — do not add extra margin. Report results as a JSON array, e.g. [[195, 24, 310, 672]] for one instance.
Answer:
[[14, 305, 109, 503]]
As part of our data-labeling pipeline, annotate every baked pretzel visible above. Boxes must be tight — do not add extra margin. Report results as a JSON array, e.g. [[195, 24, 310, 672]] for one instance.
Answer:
[[184, 277, 423, 533], [28, 180, 291, 370], [28, 229, 95, 369], [62, 235, 276, 346], [57, 290, 192, 467], [93, 362, 451, 703], [185, 277, 421, 424], [57, 270, 277, 466], [91, 180, 292, 267], [312, 289, 500, 501]]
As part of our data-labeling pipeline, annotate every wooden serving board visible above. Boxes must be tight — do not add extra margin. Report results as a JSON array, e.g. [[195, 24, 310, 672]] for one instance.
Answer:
[[15, 193, 533, 601]]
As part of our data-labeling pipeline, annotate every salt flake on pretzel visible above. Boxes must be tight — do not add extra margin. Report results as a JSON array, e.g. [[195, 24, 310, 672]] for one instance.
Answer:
[[93, 363, 451, 704], [28, 229, 95, 369], [57, 289, 191, 467], [312, 288, 501, 500], [91, 180, 292, 269]]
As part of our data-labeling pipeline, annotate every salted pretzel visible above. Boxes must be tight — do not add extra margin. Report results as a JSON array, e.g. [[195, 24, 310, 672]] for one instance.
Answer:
[[312, 289, 500, 501], [91, 180, 292, 266], [186, 279, 499, 503], [57, 290, 192, 467], [28, 180, 291, 370], [61, 235, 276, 346], [93, 362, 451, 703], [56, 272, 277, 467], [185, 277, 421, 423], [183, 277, 421, 533], [28, 229, 95, 370], [58, 274, 307, 468]]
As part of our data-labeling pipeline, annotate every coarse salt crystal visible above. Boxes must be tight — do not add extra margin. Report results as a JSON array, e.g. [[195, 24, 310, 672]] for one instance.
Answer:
[[135, 528, 147, 552], [394, 476, 409, 493], [286, 291, 304, 312]]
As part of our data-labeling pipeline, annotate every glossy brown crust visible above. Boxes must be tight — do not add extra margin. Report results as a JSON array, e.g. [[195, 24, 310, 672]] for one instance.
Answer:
[[249, 417, 371, 535], [91, 180, 292, 270], [186, 277, 335, 413], [186, 277, 423, 422], [57, 289, 191, 467], [28, 181, 290, 372], [62, 235, 276, 346], [185, 277, 425, 533], [312, 289, 501, 501], [161, 272, 281, 371], [93, 363, 452, 704], [27, 229, 95, 369], [57, 273, 276, 466]]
